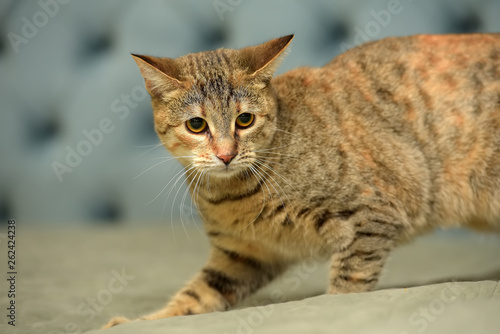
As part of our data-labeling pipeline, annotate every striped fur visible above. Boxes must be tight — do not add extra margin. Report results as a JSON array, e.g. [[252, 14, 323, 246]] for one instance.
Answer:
[[104, 34, 500, 328]]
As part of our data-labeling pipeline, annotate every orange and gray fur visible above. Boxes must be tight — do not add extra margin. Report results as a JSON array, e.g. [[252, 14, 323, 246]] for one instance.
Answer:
[[104, 34, 500, 327]]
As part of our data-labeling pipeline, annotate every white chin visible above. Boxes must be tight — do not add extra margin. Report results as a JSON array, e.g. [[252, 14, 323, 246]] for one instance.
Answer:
[[211, 165, 243, 178]]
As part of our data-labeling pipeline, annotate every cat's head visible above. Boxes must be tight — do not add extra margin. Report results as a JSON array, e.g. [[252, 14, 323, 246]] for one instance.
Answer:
[[132, 35, 293, 178]]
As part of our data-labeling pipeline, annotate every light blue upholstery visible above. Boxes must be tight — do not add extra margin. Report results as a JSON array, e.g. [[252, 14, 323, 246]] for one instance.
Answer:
[[1, 0, 499, 225]]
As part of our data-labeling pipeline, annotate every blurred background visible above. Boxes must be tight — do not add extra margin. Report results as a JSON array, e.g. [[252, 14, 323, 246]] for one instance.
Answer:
[[1, 0, 499, 226]]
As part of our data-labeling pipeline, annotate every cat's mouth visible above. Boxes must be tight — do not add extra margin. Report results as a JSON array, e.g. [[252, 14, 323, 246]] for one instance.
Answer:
[[208, 159, 250, 178], [211, 164, 244, 177]]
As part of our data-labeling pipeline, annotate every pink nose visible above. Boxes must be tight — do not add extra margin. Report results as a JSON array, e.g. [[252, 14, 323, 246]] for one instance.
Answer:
[[217, 154, 235, 165]]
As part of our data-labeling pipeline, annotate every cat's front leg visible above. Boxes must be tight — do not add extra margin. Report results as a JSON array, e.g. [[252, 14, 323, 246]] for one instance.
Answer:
[[103, 244, 286, 328], [326, 217, 403, 294]]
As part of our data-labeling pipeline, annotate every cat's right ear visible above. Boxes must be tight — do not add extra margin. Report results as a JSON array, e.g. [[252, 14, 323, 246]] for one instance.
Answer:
[[241, 34, 294, 84], [131, 54, 183, 98]]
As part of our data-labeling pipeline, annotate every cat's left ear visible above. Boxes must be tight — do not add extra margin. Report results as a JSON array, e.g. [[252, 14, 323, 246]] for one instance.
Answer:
[[131, 54, 183, 98], [241, 34, 294, 84]]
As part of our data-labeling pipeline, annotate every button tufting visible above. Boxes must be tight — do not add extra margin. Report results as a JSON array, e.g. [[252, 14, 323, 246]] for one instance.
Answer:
[[87, 197, 122, 223], [0, 36, 5, 56], [76, 33, 113, 65], [0, 196, 11, 222], [24, 111, 59, 148], [454, 14, 482, 33], [328, 22, 349, 42]]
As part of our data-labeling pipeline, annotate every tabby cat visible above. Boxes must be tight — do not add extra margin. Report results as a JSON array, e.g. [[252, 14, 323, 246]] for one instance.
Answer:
[[104, 34, 500, 328]]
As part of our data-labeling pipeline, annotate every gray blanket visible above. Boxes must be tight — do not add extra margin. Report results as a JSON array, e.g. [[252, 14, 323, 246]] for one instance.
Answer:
[[2, 227, 499, 334]]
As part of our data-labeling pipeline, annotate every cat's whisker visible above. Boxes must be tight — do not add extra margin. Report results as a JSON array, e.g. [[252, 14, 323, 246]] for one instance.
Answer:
[[253, 150, 299, 159], [150, 156, 177, 162], [205, 170, 212, 196], [191, 172, 204, 225], [252, 144, 290, 152], [249, 165, 273, 206], [255, 160, 295, 208], [132, 155, 194, 181], [196, 171, 213, 231], [273, 127, 297, 137], [183, 168, 205, 234], [133, 160, 172, 181], [250, 164, 280, 229], [132, 143, 164, 148], [178, 182, 192, 239], [245, 166, 268, 232], [182, 169, 206, 239], [243, 169, 252, 186], [252, 143, 293, 153], [133, 141, 170, 159], [173, 168, 202, 241], [256, 150, 295, 156], [170, 167, 196, 243], [255, 158, 285, 167], [249, 165, 272, 206], [163, 166, 196, 213], [191, 169, 208, 222], [162, 165, 198, 242], [255, 162, 300, 222], [180, 169, 197, 225], [191, 169, 209, 234], [151, 155, 193, 161], [255, 159, 299, 194], [252, 161, 293, 228], [147, 164, 195, 205]]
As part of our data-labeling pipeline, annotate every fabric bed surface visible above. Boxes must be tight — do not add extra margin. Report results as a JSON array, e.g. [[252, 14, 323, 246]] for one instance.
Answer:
[[1, 226, 499, 334], [88, 282, 500, 334]]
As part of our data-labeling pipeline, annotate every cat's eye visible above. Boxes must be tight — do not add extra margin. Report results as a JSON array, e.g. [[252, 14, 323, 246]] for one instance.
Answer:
[[236, 113, 255, 128], [186, 118, 207, 133]]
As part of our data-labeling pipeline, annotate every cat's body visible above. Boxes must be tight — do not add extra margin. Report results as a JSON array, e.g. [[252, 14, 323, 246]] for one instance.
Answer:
[[105, 34, 500, 328]]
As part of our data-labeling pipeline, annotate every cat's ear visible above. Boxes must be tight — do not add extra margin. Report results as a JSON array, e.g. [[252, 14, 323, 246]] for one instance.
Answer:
[[241, 34, 294, 84], [131, 54, 183, 98]]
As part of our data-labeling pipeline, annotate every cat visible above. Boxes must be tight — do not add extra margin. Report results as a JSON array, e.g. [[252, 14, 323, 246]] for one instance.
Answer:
[[104, 33, 500, 328]]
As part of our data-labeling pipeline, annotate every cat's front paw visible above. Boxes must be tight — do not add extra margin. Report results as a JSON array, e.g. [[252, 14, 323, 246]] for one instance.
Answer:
[[102, 316, 131, 329]]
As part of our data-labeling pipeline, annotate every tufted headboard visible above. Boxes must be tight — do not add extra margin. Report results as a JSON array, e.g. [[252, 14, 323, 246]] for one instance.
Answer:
[[1, 0, 499, 225]]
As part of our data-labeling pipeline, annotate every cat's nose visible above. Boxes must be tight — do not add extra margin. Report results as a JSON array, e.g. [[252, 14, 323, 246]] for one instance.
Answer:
[[217, 154, 236, 165]]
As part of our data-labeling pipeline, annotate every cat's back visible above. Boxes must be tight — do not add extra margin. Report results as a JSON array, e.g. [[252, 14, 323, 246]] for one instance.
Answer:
[[271, 34, 500, 230], [273, 34, 500, 156], [328, 34, 500, 229], [327, 34, 500, 114], [331, 34, 499, 64], [324, 33, 500, 140], [273, 34, 500, 125], [327, 34, 500, 76]]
